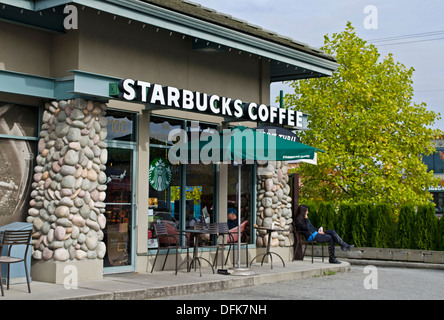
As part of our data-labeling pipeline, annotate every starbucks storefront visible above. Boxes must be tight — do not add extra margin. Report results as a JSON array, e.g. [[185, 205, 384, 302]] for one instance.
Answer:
[[0, 0, 338, 282]]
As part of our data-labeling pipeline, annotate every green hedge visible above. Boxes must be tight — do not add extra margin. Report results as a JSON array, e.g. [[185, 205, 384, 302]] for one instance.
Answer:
[[300, 201, 443, 250], [397, 205, 415, 249]]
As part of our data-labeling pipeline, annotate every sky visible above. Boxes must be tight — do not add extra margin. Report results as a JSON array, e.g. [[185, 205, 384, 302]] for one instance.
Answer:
[[190, 0, 444, 130]]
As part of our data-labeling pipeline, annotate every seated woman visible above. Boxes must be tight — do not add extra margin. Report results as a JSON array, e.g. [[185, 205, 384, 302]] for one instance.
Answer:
[[293, 204, 353, 264]]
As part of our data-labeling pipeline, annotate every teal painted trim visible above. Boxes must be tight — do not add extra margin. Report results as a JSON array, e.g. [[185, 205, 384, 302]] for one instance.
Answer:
[[0, 69, 121, 101], [103, 265, 134, 274], [0, 134, 38, 141], [54, 77, 76, 100], [0, 0, 34, 10], [149, 143, 171, 149], [3, 0, 71, 11], [34, 0, 72, 11], [70, 70, 120, 100], [0, 70, 55, 99], [105, 139, 137, 149], [131, 122, 138, 267]]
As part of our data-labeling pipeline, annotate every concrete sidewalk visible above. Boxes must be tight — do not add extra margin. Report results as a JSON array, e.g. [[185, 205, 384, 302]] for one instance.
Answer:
[[0, 258, 350, 300]]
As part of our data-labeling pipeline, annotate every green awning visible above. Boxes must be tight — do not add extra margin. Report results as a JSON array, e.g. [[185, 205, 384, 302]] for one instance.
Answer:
[[170, 125, 323, 164]]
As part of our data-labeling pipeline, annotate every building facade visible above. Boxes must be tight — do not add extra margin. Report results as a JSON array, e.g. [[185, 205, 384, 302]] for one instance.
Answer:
[[0, 0, 337, 282], [424, 137, 444, 217]]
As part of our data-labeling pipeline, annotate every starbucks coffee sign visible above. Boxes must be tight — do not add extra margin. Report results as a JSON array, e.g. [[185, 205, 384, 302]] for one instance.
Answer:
[[149, 158, 172, 191], [111, 79, 305, 128]]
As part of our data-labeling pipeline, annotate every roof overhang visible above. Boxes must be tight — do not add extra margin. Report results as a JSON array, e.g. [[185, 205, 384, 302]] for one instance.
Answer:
[[2, 0, 338, 82]]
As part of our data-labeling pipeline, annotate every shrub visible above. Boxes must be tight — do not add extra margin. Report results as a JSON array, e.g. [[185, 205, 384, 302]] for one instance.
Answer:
[[397, 205, 415, 249], [305, 201, 441, 251], [369, 203, 395, 248], [317, 202, 336, 231], [350, 203, 370, 247], [414, 203, 438, 250], [436, 217, 444, 251], [337, 204, 353, 244]]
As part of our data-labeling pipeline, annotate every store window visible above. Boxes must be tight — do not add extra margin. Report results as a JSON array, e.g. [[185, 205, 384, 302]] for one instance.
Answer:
[[148, 117, 217, 241], [0, 103, 39, 225]]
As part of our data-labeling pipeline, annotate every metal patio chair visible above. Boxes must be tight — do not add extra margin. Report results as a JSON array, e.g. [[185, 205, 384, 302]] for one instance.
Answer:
[[150, 222, 190, 274], [295, 231, 325, 263], [213, 221, 249, 268], [212, 222, 234, 269], [0, 229, 32, 296]]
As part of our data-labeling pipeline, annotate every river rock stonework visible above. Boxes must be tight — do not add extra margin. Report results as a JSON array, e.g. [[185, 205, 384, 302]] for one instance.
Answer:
[[27, 99, 108, 262], [255, 161, 294, 248]]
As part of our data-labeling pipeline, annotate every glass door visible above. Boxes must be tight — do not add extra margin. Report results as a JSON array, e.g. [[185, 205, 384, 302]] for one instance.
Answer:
[[103, 148, 134, 269], [103, 109, 137, 273], [103, 147, 135, 271]]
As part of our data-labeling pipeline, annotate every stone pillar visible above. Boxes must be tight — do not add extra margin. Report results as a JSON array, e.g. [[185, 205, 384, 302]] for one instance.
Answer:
[[27, 99, 108, 282], [255, 161, 294, 248]]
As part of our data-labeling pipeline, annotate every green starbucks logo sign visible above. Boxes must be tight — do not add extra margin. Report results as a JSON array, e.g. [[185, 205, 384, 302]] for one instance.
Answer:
[[149, 158, 172, 191]]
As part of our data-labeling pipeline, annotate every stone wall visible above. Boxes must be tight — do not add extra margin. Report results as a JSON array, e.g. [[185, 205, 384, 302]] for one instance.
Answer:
[[255, 161, 294, 248], [27, 99, 108, 262], [306, 246, 444, 266]]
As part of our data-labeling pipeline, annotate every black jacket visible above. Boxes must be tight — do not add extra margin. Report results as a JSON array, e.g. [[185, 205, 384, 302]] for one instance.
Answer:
[[292, 217, 317, 260], [298, 218, 318, 240]]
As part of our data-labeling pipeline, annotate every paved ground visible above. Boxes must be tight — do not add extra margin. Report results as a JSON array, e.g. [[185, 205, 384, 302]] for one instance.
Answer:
[[2, 259, 443, 303], [0, 258, 349, 300], [155, 265, 444, 300]]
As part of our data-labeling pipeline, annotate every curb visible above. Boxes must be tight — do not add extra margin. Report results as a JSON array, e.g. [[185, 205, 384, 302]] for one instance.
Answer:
[[66, 262, 350, 300], [136, 263, 350, 300], [344, 259, 444, 270]]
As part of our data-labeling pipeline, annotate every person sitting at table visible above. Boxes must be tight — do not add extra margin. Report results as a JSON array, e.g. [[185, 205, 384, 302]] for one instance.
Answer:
[[227, 207, 238, 229], [188, 213, 199, 227]]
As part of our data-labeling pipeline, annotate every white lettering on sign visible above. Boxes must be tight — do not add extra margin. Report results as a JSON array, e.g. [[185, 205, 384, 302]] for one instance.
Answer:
[[115, 79, 305, 128]]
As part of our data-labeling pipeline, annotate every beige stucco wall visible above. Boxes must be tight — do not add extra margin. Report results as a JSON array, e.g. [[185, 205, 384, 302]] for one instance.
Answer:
[[77, 7, 270, 104], [0, 21, 52, 77], [0, 21, 79, 78], [0, 7, 270, 103]]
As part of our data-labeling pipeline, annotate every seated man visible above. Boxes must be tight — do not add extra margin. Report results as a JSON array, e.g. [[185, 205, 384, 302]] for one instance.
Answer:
[[227, 207, 238, 230]]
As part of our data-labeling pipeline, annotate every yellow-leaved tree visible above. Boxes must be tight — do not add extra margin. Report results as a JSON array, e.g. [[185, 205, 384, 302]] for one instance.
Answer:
[[284, 22, 442, 207]]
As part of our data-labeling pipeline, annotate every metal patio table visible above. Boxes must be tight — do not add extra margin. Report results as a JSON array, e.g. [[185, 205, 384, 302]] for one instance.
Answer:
[[250, 226, 286, 269], [177, 228, 217, 276]]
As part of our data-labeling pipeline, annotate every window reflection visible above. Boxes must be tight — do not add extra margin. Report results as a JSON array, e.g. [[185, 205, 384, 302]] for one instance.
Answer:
[[0, 103, 38, 225], [0, 104, 38, 137], [150, 117, 182, 146], [106, 109, 136, 142]]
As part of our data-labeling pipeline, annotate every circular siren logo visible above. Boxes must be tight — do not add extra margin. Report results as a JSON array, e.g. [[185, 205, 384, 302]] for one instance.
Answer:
[[149, 157, 172, 191]]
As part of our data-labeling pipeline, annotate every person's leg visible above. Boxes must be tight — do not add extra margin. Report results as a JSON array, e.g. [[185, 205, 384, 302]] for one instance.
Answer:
[[314, 233, 339, 264], [324, 230, 354, 251]]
